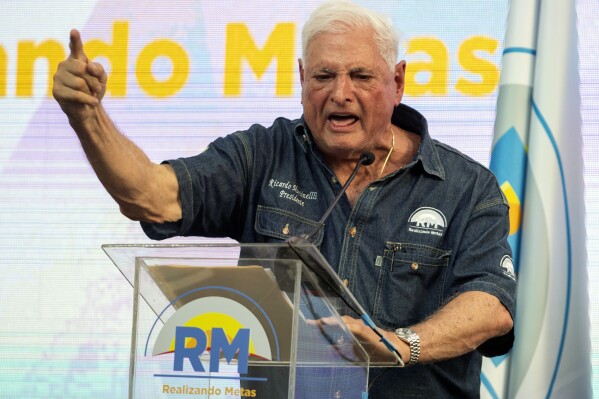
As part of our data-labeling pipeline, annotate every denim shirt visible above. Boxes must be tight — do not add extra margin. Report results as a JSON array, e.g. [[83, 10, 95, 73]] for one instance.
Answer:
[[142, 104, 516, 398]]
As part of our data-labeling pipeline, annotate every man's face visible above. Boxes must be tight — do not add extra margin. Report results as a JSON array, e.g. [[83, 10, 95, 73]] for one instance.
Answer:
[[299, 27, 405, 162]]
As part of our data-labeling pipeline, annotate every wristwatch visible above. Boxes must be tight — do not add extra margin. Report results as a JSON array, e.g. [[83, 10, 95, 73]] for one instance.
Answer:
[[394, 327, 421, 366]]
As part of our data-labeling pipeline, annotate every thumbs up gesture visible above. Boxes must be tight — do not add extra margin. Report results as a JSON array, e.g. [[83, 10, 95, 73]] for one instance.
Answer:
[[52, 29, 108, 123]]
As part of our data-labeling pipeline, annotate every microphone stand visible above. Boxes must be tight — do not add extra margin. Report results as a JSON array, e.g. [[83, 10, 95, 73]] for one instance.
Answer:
[[303, 152, 374, 241], [281, 152, 404, 366]]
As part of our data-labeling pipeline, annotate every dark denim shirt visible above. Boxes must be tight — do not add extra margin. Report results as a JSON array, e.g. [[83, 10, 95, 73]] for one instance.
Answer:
[[142, 104, 516, 398]]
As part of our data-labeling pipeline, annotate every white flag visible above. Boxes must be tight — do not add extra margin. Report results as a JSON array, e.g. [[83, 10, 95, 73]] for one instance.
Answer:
[[485, 0, 592, 397]]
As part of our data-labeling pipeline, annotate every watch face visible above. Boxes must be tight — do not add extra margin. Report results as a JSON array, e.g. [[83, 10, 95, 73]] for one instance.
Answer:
[[396, 328, 412, 338]]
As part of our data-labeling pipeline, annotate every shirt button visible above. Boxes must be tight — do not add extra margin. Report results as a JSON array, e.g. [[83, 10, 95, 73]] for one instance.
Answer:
[[342, 278, 349, 287], [282, 223, 290, 235], [349, 227, 357, 237], [369, 186, 376, 191], [411, 262, 419, 270], [331, 176, 338, 184]]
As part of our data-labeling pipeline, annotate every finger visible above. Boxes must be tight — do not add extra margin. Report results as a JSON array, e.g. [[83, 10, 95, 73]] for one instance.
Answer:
[[64, 77, 98, 97], [87, 62, 106, 80], [340, 315, 361, 326], [56, 64, 94, 95], [70, 91, 99, 106], [86, 62, 108, 93], [68, 29, 87, 62], [57, 58, 103, 96], [82, 70, 103, 95], [318, 316, 341, 326], [54, 85, 99, 106], [54, 74, 99, 105]]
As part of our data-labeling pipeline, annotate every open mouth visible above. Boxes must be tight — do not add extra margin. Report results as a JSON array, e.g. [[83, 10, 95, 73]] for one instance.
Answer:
[[328, 113, 359, 128]]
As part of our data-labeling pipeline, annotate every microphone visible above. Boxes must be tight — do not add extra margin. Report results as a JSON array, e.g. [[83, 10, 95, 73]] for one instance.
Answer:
[[359, 152, 376, 166], [302, 152, 375, 241]]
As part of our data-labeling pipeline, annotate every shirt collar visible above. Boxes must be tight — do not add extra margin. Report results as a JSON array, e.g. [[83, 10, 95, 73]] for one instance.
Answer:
[[293, 117, 312, 152], [392, 103, 445, 180]]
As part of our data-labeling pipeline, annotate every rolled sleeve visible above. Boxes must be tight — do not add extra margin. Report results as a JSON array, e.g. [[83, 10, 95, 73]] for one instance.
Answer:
[[141, 131, 251, 241], [451, 195, 517, 318], [141, 158, 195, 240]]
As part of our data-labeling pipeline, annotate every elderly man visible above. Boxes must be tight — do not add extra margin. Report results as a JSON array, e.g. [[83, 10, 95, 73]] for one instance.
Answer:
[[53, 1, 515, 397]]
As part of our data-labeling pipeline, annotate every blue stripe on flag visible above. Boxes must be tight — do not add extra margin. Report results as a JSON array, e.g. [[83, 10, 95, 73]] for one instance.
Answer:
[[491, 353, 508, 367], [489, 127, 527, 268], [480, 372, 500, 399], [490, 127, 527, 199], [503, 47, 537, 55], [531, 100, 572, 399]]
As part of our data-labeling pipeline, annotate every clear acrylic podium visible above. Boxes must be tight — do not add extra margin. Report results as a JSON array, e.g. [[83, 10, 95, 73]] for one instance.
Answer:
[[103, 242, 398, 399]]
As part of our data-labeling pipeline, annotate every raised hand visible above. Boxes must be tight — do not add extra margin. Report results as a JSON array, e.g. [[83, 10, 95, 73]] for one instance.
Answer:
[[52, 29, 107, 123]]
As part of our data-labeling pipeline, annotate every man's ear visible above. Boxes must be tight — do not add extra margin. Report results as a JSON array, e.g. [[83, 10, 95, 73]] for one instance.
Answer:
[[298, 58, 305, 104], [394, 60, 407, 106], [298, 58, 305, 84]]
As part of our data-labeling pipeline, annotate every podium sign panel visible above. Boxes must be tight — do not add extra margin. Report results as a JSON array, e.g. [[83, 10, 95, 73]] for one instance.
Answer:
[[103, 243, 371, 399]]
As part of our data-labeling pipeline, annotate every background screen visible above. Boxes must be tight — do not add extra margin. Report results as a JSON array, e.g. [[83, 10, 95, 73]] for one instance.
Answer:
[[0, 0, 597, 397]]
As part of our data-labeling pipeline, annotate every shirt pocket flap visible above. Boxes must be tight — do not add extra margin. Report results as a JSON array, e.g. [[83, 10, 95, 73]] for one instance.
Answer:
[[255, 205, 324, 246], [385, 242, 451, 267]]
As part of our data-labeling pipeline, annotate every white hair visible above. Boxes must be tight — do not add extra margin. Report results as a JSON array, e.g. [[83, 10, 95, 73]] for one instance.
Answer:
[[301, 0, 400, 71]]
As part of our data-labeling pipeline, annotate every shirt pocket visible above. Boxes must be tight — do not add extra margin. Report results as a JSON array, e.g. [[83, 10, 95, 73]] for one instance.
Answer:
[[254, 205, 324, 246], [373, 242, 451, 329]]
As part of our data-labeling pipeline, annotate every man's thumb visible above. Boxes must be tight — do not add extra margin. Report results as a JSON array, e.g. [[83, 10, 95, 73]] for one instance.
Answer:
[[68, 29, 87, 61]]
